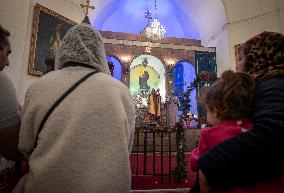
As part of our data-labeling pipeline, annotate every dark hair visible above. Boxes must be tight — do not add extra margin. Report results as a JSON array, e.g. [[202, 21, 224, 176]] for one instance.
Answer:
[[204, 70, 255, 121], [0, 25, 10, 50]]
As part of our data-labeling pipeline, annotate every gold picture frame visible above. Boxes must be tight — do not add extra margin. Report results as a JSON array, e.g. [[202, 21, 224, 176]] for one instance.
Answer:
[[28, 3, 77, 76]]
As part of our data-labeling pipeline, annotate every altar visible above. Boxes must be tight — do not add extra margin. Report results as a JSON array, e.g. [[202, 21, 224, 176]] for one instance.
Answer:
[[100, 30, 216, 128], [40, 27, 217, 183]]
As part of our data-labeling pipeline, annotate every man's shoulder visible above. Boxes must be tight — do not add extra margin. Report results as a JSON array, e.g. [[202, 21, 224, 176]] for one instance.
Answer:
[[0, 72, 13, 86], [0, 72, 16, 96]]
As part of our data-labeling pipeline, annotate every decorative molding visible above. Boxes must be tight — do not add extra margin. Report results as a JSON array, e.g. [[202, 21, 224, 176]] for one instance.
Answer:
[[99, 31, 201, 46], [205, 8, 281, 45], [28, 4, 42, 76], [228, 8, 281, 26], [102, 38, 215, 52]]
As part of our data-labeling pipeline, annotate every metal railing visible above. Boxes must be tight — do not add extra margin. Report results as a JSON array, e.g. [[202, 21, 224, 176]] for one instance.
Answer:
[[132, 126, 177, 183]]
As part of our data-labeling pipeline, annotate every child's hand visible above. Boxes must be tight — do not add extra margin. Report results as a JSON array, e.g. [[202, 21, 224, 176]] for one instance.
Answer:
[[237, 121, 250, 133], [241, 128, 249, 133]]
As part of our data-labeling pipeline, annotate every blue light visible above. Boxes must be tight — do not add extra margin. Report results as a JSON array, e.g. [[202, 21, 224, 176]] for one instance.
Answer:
[[107, 56, 122, 81], [92, 0, 200, 39]]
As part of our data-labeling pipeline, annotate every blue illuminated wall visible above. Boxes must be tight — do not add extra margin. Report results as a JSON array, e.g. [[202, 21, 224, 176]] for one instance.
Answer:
[[92, 0, 200, 39], [107, 55, 122, 81], [174, 61, 197, 126], [173, 63, 184, 111]]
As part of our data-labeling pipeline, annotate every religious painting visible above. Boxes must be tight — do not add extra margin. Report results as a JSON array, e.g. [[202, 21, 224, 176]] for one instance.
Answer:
[[28, 4, 77, 76], [130, 55, 166, 100], [234, 43, 244, 64], [130, 65, 160, 96]]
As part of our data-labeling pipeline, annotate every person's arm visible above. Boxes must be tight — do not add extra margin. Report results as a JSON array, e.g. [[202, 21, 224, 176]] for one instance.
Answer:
[[0, 73, 22, 160], [190, 129, 208, 172], [18, 86, 37, 159], [0, 123, 22, 160], [121, 86, 136, 154], [126, 99, 135, 154], [199, 75, 284, 188]]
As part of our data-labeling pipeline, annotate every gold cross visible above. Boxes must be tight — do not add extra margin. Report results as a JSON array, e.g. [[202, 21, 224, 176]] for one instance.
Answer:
[[80, 0, 95, 17]]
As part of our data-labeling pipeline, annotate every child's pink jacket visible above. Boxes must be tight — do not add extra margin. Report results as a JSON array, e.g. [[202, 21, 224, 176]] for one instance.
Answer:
[[190, 120, 284, 193]]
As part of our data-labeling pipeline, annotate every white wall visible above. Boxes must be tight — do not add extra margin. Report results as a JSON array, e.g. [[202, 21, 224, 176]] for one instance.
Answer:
[[206, 29, 231, 75], [223, 0, 283, 70], [0, 0, 83, 104], [178, 0, 230, 76]]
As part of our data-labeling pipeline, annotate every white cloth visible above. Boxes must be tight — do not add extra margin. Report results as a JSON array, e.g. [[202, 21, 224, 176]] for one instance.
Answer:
[[14, 24, 135, 193], [167, 96, 179, 127]]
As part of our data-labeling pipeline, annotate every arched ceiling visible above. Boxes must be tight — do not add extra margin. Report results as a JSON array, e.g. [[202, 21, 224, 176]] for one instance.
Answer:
[[89, 0, 227, 44]]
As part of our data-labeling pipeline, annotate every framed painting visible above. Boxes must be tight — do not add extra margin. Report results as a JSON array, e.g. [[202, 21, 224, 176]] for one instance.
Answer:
[[234, 43, 244, 64], [28, 4, 77, 76]]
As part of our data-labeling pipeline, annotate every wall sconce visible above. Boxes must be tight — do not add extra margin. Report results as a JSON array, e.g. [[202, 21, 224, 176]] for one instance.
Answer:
[[121, 55, 131, 63], [165, 58, 176, 66], [145, 46, 152, 53]]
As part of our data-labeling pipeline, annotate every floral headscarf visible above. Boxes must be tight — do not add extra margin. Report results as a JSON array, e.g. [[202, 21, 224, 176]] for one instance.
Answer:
[[243, 31, 284, 82]]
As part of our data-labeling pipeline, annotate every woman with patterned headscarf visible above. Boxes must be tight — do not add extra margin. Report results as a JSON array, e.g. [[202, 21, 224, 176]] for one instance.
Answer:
[[13, 23, 135, 193], [197, 32, 284, 193]]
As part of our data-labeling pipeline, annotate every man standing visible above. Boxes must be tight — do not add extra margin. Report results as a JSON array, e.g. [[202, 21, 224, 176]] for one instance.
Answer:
[[0, 25, 21, 162], [0, 25, 11, 71]]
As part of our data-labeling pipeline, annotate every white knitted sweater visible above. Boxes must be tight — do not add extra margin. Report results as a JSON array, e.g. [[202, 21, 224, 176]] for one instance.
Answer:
[[14, 24, 135, 193]]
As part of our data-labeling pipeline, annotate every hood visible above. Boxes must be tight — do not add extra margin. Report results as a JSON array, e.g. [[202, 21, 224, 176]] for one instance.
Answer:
[[55, 23, 110, 74]]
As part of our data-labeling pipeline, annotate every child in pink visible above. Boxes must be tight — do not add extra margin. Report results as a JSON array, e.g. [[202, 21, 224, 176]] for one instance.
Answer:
[[190, 70, 284, 193]]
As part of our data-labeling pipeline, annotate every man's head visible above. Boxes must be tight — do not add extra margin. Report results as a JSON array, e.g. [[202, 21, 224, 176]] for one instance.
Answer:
[[0, 25, 11, 71]]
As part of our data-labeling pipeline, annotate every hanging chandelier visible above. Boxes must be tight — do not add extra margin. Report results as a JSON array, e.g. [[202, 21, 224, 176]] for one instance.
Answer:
[[145, 0, 166, 41]]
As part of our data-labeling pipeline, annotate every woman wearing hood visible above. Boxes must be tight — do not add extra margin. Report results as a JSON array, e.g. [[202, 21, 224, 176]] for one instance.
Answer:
[[198, 31, 284, 193], [13, 23, 135, 193]]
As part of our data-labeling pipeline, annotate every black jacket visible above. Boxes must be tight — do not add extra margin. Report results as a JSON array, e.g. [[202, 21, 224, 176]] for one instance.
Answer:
[[199, 74, 284, 188]]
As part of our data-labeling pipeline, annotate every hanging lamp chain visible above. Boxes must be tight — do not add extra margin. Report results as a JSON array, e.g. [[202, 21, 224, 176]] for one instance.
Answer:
[[154, 0, 157, 19]]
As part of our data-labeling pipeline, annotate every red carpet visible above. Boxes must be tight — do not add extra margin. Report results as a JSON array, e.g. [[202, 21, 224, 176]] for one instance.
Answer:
[[130, 153, 196, 190], [1, 157, 195, 192]]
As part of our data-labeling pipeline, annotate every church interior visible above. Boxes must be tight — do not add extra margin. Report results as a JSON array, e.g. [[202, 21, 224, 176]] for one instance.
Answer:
[[0, 0, 283, 192]]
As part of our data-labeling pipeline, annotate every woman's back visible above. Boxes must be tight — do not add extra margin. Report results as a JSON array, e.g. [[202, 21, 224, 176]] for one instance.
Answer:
[[15, 67, 135, 193]]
